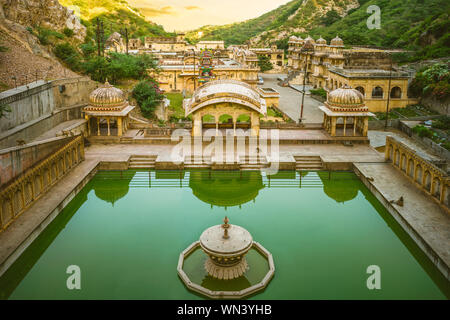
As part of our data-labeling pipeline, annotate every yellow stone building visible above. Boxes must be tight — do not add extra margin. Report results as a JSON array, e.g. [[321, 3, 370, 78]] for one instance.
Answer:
[[83, 82, 134, 137], [184, 80, 267, 136], [319, 85, 373, 137], [288, 35, 417, 112], [152, 53, 259, 93]]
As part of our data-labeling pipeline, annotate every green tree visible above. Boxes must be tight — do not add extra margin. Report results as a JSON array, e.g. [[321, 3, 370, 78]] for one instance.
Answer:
[[258, 55, 273, 72], [132, 80, 164, 118]]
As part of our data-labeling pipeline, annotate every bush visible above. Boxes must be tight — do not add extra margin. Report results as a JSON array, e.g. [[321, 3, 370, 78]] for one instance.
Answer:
[[310, 88, 327, 99], [53, 42, 81, 71], [412, 125, 433, 138], [132, 80, 164, 118], [432, 116, 450, 130], [63, 28, 74, 38]]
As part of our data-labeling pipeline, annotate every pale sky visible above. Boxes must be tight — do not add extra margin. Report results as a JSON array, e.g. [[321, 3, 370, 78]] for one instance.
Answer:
[[127, 0, 292, 31]]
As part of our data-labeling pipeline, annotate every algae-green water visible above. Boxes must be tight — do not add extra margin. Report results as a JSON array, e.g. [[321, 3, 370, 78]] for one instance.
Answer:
[[0, 170, 448, 299]]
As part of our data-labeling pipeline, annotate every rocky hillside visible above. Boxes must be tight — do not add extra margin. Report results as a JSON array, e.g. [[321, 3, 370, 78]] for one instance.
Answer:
[[187, 0, 449, 61], [185, 0, 359, 46], [0, 0, 84, 90], [58, 0, 173, 39]]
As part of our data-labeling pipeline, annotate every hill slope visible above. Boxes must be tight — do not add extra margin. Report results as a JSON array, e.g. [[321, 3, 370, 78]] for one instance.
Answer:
[[185, 0, 359, 46], [187, 0, 450, 60], [59, 0, 173, 39]]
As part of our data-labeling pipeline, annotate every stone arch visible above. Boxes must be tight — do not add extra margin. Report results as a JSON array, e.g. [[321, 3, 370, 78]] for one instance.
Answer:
[[408, 159, 414, 178], [400, 153, 407, 172], [390, 86, 402, 99], [388, 144, 394, 162], [372, 86, 383, 98], [218, 114, 233, 124], [423, 170, 432, 192], [355, 86, 365, 96], [237, 113, 251, 123], [415, 164, 423, 184], [201, 114, 216, 125], [394, 149, 400, 167], [432, 177, 441, 199]]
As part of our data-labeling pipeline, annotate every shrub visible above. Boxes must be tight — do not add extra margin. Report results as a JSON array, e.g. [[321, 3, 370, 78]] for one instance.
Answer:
[[53, 42, 81, 70], [412, 125, 433, 138], [432, 116, 450, 130], [63, 28, 74, 38], [310, 88, 327, 99], [132, 80, 164, 118]]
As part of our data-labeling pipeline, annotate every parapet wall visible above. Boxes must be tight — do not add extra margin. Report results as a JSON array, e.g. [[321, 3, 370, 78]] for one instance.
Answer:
[[0, 136, 74, 187], [0, 77, 97, 149]]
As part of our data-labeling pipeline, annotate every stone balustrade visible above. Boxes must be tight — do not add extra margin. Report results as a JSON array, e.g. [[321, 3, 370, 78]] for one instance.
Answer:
[[0, 135, 84, 232], [385, 135, 449, 212]]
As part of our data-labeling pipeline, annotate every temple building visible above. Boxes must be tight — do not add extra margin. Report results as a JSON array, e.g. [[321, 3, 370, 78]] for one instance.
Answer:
[[248, 45, 285, 72], [319, 85, 374, 137], [183, 79, 267, 136], [83, 82, 135, 137], [152, 53, 259, 93], [287, 35, 417, 112]]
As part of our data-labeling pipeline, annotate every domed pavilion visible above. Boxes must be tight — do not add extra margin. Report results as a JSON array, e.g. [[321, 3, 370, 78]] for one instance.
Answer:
[[319, 85, 374, 137], [83, 81, 135, 136]]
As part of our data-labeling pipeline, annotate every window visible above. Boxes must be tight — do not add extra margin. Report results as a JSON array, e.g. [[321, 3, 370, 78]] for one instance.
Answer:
[[372, 86, 383, 98], [390, 86, 402, 99], [355, 86, 365, 96]]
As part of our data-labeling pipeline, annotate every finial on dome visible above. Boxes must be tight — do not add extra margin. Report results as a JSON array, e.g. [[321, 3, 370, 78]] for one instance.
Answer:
[[222, 216, 230, 239]]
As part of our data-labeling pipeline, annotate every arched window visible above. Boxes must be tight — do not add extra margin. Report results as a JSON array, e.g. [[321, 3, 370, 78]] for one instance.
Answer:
[[390, 86, 402, 99], [355, 86, 365, 96], [372, 86, 383, 98]]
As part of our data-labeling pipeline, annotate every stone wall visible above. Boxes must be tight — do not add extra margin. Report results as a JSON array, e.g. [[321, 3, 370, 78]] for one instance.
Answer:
[[421, 96, 450, 116], [0, 77, 97, 148], [0, 135, 73, 186]]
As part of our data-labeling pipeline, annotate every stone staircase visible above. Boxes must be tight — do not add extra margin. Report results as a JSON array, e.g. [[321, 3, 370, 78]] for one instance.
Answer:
[[294, 156, 323, 171], [239, 155, 269, 170], [128, 155, 157, 169], [184, 155, 212, 169]]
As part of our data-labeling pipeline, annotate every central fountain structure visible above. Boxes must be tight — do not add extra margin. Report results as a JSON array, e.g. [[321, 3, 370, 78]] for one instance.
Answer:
[[200, 217, 253, 280], [178, 217, 275, 299]]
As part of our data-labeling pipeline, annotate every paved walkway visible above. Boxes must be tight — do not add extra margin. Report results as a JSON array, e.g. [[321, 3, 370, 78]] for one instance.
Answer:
[[258, 73, 324, 123], [0, 159, 98, 276], [368, 129, 444, 162], [355, 162, 450, 278]]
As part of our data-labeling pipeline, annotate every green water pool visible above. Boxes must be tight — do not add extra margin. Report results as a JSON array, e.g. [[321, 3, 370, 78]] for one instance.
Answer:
[[0, 170, 448, 299]]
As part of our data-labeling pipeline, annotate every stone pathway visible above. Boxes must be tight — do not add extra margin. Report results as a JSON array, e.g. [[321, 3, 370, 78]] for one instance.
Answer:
[[355, 162, 450, 279], [258, 73, 324, 123]]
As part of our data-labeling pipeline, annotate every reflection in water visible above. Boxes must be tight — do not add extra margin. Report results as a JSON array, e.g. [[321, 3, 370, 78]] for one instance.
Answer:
[[189, 171, 264, 208], [317, 171, 359, 203], [93, 171, 135, 206]]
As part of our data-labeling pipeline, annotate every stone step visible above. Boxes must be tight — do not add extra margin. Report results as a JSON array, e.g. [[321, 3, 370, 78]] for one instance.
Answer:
[[129, 164, 155, 169], [130, 161, 156, 165]]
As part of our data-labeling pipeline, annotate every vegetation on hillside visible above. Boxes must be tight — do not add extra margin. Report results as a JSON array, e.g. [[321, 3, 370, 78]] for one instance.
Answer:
[[185, 0, 305, 46], [187, 0, 449, 62], [59, 0, 174, 40], [409, 62, 450, 101]]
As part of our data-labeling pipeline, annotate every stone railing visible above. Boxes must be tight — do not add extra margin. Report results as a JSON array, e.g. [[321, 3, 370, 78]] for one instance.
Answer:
[[385, 135, 449, 212], [0, 135, 84, 232]]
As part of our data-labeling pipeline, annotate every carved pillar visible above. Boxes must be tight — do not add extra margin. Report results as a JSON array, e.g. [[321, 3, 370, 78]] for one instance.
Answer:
[[330, 117, 336, 136], [343, 117, 347, 136], [117, 117, 123, 136], [107, 118, 111, 136], [97, 118, 100, 136]]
